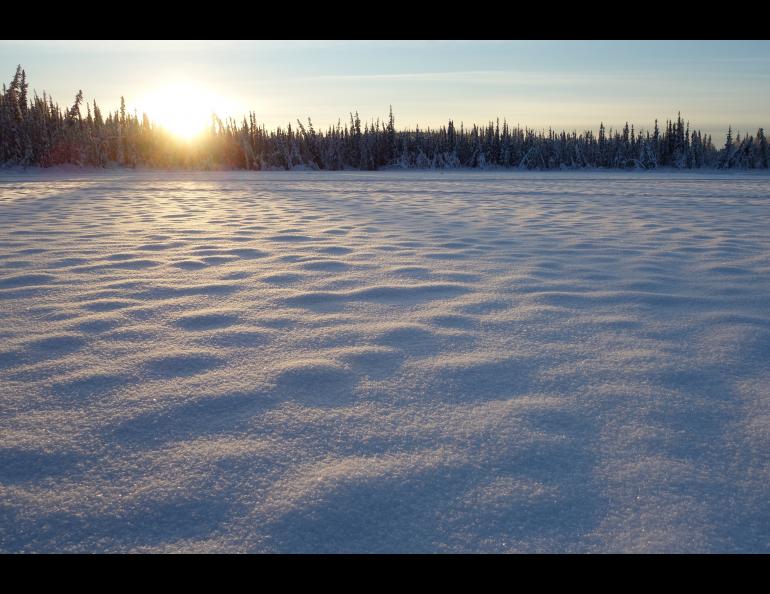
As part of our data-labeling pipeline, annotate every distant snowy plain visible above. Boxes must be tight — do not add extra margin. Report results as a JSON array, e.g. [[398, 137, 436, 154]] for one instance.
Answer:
[[1, 169, 769, 553]]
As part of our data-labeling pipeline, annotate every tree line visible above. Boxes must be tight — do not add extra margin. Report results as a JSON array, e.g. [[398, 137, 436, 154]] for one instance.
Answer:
[[1, 66, 768, 171]]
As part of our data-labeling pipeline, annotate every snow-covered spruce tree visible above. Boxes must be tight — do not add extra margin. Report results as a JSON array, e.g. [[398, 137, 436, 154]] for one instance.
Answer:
[[719, 126, 735, 169], [756, 128, 768, 169]]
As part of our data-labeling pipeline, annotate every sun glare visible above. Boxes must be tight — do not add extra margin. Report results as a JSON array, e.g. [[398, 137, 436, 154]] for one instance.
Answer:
[[139, 82, 224, 140]]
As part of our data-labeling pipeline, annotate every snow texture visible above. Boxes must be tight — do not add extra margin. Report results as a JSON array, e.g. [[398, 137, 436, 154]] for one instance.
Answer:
[[1, 169, 769, 553]]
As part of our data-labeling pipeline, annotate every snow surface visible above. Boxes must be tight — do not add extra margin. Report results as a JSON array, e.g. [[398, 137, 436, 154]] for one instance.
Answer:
[[1, 169, 769, 553]]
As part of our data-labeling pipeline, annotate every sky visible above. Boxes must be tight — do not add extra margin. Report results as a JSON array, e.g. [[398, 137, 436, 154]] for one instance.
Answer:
[[1, 40, 769, 138]]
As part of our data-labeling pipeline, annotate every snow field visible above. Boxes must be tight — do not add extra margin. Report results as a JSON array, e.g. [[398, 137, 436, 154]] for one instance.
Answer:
[[0, 170, 769, 552]]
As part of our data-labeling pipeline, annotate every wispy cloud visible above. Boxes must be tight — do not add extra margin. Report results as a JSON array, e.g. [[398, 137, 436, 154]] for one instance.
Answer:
[[299, 69, 658, 85]]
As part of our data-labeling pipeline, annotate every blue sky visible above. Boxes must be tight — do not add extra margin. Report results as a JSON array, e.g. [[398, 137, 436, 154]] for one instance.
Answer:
[[2, 40, 769, 138]]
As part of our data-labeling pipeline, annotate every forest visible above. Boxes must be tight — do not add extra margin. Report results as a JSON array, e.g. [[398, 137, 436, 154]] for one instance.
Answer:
[[1, 66, 768, 170]]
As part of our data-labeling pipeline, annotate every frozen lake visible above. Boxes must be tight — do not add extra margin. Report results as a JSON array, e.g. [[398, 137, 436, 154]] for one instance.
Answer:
[[1, 169, 769, 552]]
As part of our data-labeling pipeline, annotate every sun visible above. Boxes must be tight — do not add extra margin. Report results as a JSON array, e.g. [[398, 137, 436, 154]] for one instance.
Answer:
[[140, 82, 222, 140]]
